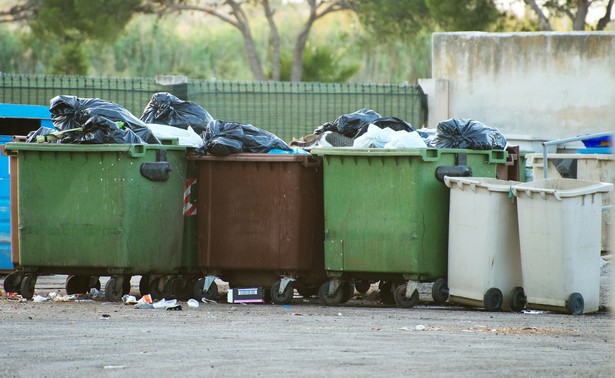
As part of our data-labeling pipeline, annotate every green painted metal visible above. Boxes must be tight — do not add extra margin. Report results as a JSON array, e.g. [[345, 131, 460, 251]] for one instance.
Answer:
[[4, 142, 192, 276], [311, 147, 507, 281]]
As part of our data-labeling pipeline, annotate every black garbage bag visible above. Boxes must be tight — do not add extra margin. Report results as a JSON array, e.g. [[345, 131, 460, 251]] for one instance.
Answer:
[[314, 108, 381, 138], [355, 116, 415, 138], [140, 92, 214, 135], [63, 115, 145, 144], [201, 120, 291, 156], [49, 95, 159, 144], [433, 118, 507, 150], [26, 127, 55, 143]]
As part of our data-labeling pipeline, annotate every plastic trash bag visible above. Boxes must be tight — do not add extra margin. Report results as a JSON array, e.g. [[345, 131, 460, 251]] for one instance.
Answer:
[[353, 124, 397, 148], [147, 123, 204, 148], [356, 116, 415, 138], [201, 120, 291, 156], [417, 128, 437, 147], [26, 127, 55, 143], [432, 118, 507, 150], [65, 115, 145, 144], [314, 108, 381, 138], [49, 95, 160, 144], [384, 130, 427, 149], [140, 92, 214, 135]]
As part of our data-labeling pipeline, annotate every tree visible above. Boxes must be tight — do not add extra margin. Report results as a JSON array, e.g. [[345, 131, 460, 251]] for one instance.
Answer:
[[355, 0, 503, 39], [523, 0, 614, 30], [1, 0, 146, 74], [151, 0, 355, 82]]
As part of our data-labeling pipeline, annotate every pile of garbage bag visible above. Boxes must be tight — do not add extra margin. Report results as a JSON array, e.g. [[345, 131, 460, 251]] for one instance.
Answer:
[[140, 92, 213, 135], [298, 109, 507, 151], [200, 120, 292, 156]]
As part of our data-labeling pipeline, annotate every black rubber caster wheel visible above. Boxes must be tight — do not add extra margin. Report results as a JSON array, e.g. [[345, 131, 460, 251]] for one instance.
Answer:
[[105, 277, 124, 302], [139, 275, 151, 296], [90, 276, 101, 291], [65, 275, 91, 294], [318, 280, 344, 306], [149, 276, 172, 300], [20, 275, 37, 300], [271, 280, 294, 305], [566, 292, 584, 315], [509, 286, 527, 312], [483, 287, 503, 312], [354, 280, 371, 294], [394, 284, 419, 308], [432, 278, 449, 305], [379, 281, 396, 305], [174, 277, 198, 301], [341, 281, 354, 303], [192, 278, 219, 301], [122, 277, 132, 296], [4, 271, 24, 294]]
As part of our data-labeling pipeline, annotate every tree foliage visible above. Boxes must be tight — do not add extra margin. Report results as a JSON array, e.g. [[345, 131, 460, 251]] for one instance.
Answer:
[[523, 0, 614, 30], [355, 0, 502, 39]]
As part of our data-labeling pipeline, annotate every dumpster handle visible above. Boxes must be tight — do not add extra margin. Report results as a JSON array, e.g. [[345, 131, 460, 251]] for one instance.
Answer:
[[541, 131, 612, 179], [129, 144, 147, 158]]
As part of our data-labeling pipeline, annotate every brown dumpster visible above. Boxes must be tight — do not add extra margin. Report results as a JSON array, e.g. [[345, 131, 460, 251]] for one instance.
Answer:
[[189, 153, 326, 304]]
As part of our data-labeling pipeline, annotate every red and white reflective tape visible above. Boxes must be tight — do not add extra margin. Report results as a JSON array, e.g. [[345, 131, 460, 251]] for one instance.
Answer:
[[183, 178, 197, 216]]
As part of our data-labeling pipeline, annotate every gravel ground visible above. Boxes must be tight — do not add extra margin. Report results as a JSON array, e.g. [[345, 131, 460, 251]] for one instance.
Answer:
[[0, 262, 612, 378]]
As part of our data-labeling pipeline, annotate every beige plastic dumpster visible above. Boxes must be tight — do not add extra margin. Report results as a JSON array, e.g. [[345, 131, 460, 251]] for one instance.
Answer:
[[445, 177, 524, 312], [512, 178, 613, 314], [527, 153, 614, 252]]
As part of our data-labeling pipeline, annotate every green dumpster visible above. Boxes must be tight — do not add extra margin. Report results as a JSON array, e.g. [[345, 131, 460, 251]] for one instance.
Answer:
[[3, 142, 199, 301], [310, 147, 507, 307]]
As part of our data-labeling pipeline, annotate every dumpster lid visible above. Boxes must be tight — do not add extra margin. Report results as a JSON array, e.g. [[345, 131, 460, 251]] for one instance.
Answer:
[[512, 178, 614, 200], [3, 142, 186, 158], [444, 176, 520, 193], [187, 153, 318, 165]]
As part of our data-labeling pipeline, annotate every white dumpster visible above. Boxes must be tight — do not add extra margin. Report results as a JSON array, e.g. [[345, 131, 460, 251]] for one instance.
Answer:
[[512, 178, 613, 314], [445, 177, 524, 312]]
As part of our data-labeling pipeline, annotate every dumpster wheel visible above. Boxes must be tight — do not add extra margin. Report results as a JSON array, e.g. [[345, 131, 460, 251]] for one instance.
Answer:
[[393, 284, 419, 308], [509, 287, 527, 312], [66, 275, 99, 295], [483, 288, 503, 312], [431, 278, 449, 305], [354, 280, 371, 294], [105, 276, 128, 302], [566, 293, 584, 315], [271, 280, 294, 305], [378, 281, 397, 305], [20, 275, 37, 300], [3, 271, 24, 294], [318, 280, 344, 305], [341, 282, 354, 303], [193, 278, 219, 301]]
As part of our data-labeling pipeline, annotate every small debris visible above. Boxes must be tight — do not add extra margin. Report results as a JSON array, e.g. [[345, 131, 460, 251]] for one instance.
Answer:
[[100, 314, 111, 319], [337, 312, 342, 316], [415, 324, 426, 331], [32, 295, 51, 302], [103, 366, 126, 370], [122, 295, 137, 305], [166, 305, 183, 311], [187, 299, 199, 308]]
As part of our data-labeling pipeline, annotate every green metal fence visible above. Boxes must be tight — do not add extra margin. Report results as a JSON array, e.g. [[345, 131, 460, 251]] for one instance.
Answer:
[[0, 74, 427, 142]]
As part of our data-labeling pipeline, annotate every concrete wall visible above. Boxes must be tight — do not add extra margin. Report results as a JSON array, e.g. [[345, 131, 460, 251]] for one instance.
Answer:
[[427, 32, 615, 142]]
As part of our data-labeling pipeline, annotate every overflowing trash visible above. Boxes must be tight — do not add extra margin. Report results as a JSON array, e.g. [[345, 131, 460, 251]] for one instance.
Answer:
[[48, 95, 160, 144], [199, 120, 291, 156], [432, 118, 507, 150], [140, 92, 214, 135]]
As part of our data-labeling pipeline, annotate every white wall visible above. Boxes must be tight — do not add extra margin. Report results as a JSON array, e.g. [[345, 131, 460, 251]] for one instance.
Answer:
[[427, 32, 615, 141]]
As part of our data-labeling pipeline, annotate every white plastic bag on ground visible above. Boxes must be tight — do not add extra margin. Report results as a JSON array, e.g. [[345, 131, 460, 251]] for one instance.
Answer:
[[352, 124, 396, 148], [384, 130, 427, 149], [147, 123, 204, 148]]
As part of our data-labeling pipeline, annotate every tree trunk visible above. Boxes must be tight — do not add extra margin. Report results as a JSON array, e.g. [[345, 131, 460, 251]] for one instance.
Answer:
[[573, 0, 590, 31], [524, 0, 553, 31], [263, 0, 280, 81], [597, 0, 615, 30]]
